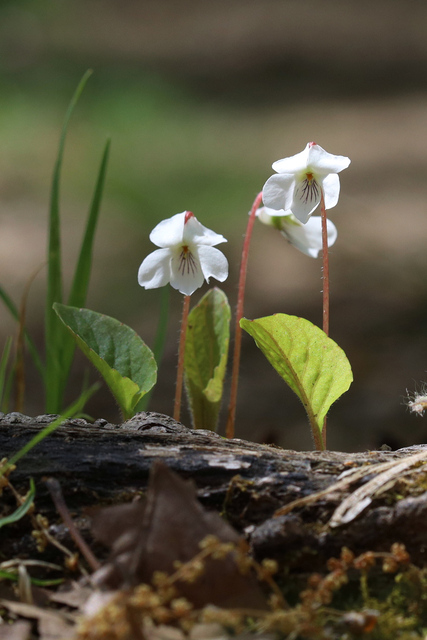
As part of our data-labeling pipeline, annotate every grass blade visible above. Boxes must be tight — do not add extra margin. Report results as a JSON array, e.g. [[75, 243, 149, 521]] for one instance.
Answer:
[[0, 337, 13, 409], [45, 69, 93, 413], [0, 569, 63, 587], [59, 139, 111, 387], [0, 285, 45, 381], [68, 138, 111, 307], [0, 478, 36, 529]]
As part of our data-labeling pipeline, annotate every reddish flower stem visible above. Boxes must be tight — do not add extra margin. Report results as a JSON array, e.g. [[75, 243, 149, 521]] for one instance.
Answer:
[[225, 191, 263, 439], [320, 190, 329, 449], [173, 294, 191, 422], [320, 191, 330, 337]]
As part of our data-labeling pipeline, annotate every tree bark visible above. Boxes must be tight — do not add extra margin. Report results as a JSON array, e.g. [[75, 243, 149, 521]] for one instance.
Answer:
[[2, 411, 427, 569]]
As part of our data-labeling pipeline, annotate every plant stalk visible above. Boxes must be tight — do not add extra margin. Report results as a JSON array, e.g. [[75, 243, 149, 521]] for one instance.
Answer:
[[320, 190, 329, 449], [174, 294, 191, 422], [320, 191, 330, 337], [225, 191, 263, 439]]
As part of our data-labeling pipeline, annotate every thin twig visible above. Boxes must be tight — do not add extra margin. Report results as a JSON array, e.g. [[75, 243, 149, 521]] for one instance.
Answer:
[[46, 477, 101, 572]]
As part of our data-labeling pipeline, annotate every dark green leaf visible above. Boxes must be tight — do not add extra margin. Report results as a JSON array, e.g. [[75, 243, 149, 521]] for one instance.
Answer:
[[54, 304, 157, 419]]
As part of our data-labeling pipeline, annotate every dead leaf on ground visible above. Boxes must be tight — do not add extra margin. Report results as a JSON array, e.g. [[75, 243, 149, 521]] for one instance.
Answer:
[[0, 621, 32, 640], [0, 598, 76, 638], [90, 462, 267, 609]]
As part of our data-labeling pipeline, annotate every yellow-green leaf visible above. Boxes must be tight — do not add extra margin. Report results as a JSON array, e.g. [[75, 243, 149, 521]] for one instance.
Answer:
[[184, 288, 230, 430], [240, 314, 352, 448]]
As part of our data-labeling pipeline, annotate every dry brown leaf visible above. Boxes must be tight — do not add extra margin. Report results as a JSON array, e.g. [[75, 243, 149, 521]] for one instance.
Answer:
[[90, 462, 267, 609], [0, 621, 32, 640], [48, 584, 93, 609], [38, 615, 75, 640], [0, 598, 76, 623]]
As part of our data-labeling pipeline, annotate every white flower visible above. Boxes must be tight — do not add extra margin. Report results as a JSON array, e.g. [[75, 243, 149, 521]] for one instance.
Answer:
[[256, 206, 337, 258], [262, 142, 351, 224], [138, 211, 228, 296]]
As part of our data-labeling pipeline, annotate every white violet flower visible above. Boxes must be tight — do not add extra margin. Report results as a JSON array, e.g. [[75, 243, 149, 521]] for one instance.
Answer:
[[262, 142, 351, 224], [138, 211, 228, 296], [256, 206, 337, 258]]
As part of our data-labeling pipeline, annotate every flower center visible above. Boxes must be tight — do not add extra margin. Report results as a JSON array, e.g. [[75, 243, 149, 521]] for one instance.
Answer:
[[300, 172, 319, 204], [178, 245, 197, 275]]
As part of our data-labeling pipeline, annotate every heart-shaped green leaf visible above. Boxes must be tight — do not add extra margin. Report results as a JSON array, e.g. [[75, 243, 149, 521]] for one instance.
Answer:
[[54, 303, 157, 419], [240, 314, 352, 449], [184, 288, 231, 430]]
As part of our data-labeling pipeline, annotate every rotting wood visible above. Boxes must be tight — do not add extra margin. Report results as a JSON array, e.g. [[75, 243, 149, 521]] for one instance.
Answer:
[[1, 411, 427, 569]]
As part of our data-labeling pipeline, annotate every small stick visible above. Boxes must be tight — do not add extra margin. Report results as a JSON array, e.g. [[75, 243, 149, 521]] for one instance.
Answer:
[[46, 477, 101, 572], [225, 191, 263, 439], [173, 294, 191, 421]]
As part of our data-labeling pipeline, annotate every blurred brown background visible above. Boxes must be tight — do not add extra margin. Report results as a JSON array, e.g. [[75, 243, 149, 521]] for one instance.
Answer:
[[2, 0, 427, 451]]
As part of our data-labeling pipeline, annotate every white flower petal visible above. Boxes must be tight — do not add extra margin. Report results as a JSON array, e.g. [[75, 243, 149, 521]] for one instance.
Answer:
[[149, 212, 186, 248], [256, 206, 294, 229], [290, 177, 321, 223], [169, 246, 205, 296], [183, 215, 227, 246], [321, 173, 341, 210], [257, 206, 293, 219], [282, 216, 337, 258], [197, 245, 229, 283], [140, 212, 228, 295], [271, 144, 310, 173], [138, 248, 171, 289], [307, 144, 351, 174], [262, 174, 296, 211]]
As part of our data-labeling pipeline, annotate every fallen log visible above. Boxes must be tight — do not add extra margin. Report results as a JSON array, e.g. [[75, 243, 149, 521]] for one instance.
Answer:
[[1, 411, 427, 569]]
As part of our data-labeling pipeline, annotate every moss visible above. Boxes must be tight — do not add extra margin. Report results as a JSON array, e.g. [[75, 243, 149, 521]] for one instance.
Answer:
[[74, 539, 427, 640]]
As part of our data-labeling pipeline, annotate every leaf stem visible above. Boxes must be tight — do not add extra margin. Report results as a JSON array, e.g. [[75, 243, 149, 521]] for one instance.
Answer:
[[174, 294, 191, 422], [225, 191, 263, 439], [320, 190, 329, 449]]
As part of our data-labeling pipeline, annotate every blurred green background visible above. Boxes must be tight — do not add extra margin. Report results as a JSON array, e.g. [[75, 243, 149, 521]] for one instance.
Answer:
[[2, 0, 427, 451]]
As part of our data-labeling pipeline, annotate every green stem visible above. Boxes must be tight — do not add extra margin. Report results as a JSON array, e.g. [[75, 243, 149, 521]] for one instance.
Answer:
[[225, 191, 263, 439]]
